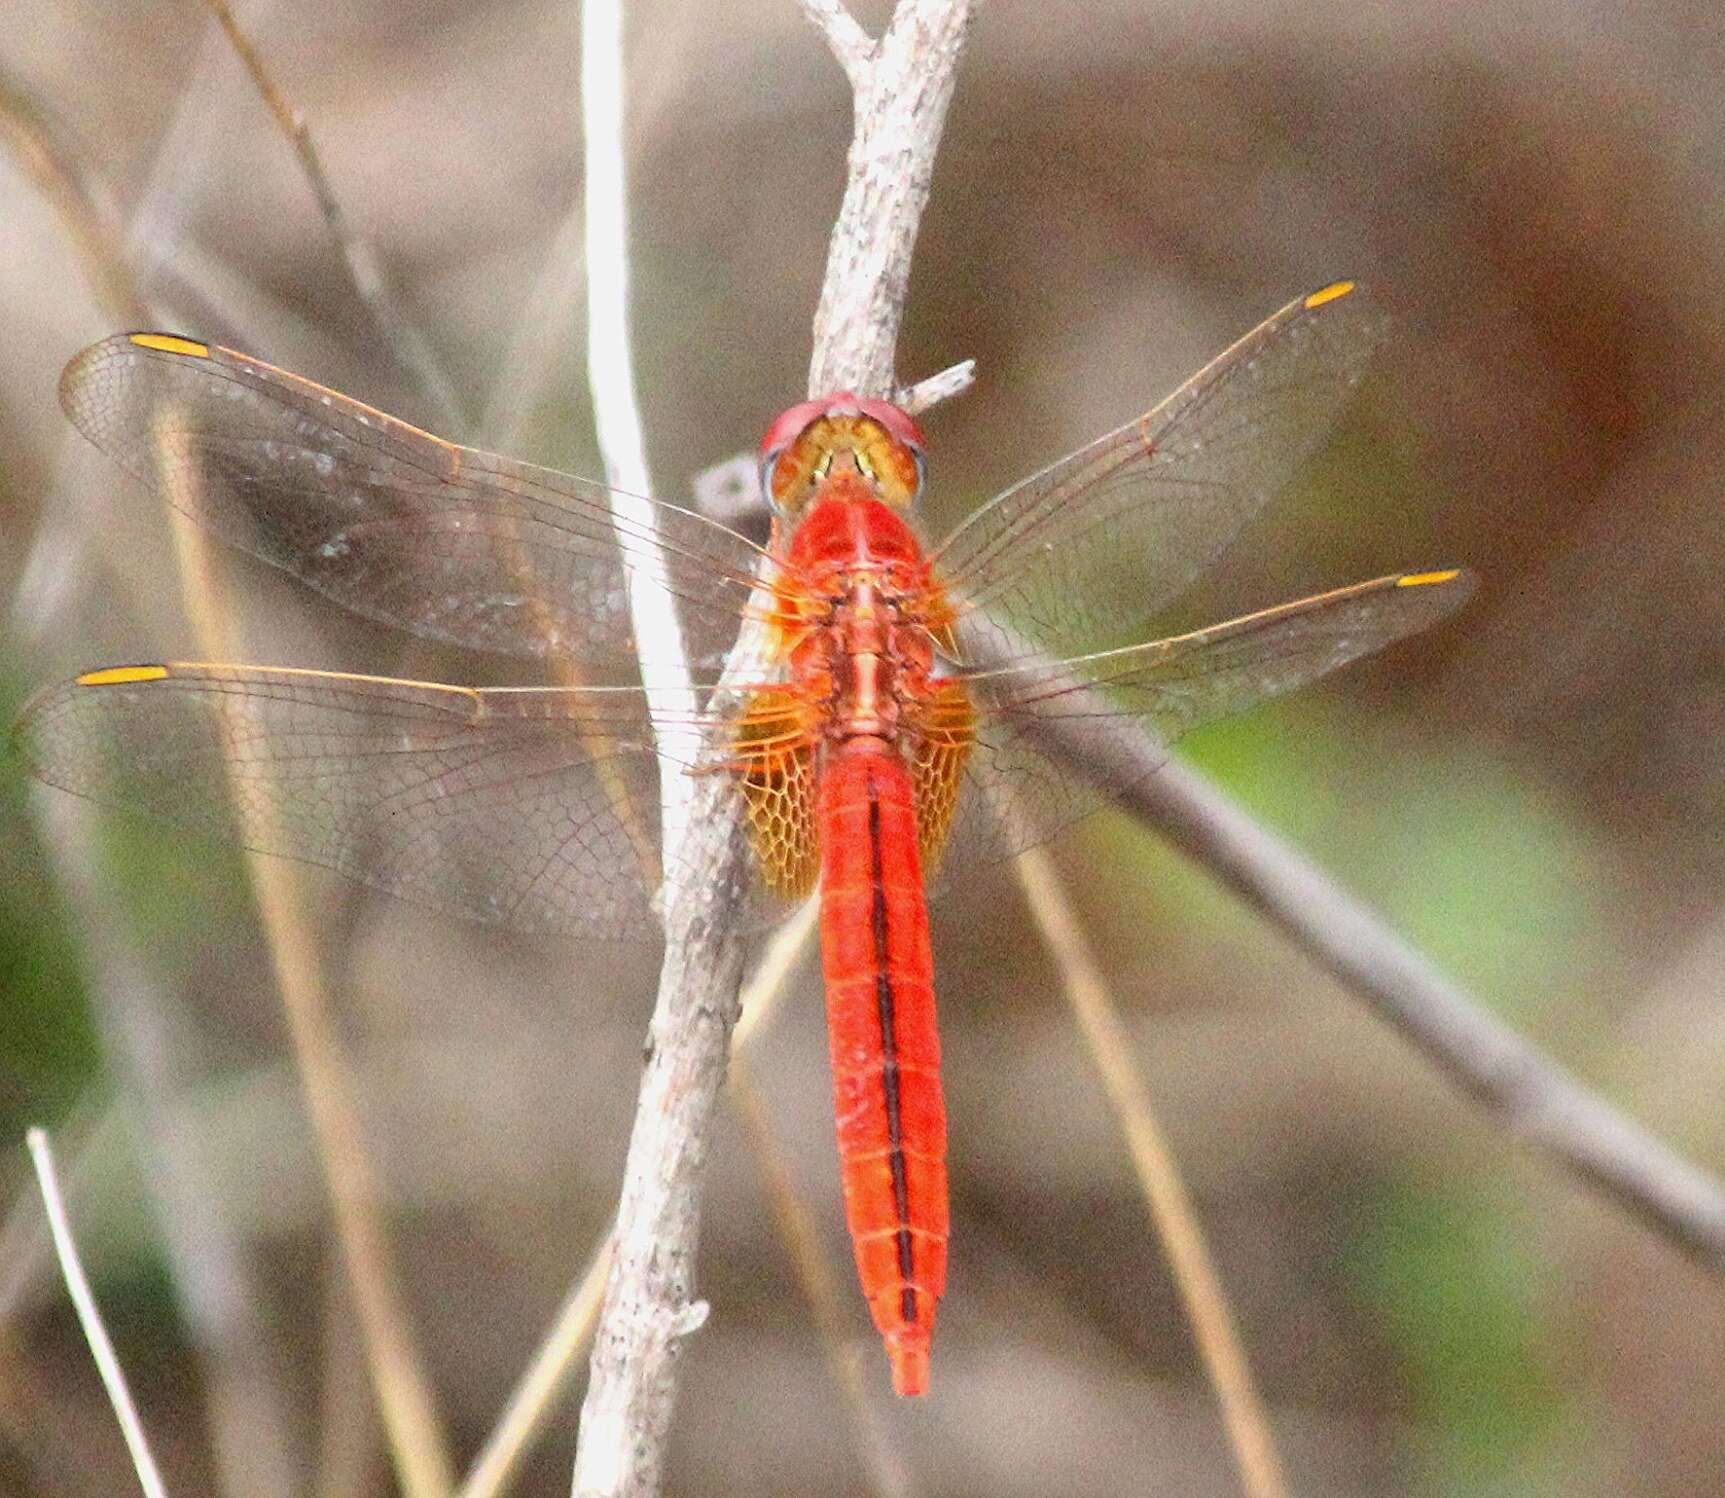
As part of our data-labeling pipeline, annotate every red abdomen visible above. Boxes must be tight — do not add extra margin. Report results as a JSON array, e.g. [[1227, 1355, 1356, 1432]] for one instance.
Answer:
[[817, 740, 949, 1396]]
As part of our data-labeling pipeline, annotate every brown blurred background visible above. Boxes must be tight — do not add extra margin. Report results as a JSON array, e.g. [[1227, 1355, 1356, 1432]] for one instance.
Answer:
[[2, 1, 1723, 1495]]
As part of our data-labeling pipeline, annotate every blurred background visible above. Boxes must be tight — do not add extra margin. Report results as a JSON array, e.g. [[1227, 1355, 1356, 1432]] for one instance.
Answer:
[[2, 1, 1723, 1494]]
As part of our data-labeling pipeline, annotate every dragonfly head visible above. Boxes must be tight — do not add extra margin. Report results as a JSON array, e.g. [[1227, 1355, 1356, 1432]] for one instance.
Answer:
[[758, 394, 927, 518]]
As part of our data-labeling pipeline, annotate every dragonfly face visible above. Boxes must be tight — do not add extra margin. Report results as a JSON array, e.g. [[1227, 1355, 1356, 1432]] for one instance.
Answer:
[[758, 395, 927, 517], [16, 279, 1473, 1392]]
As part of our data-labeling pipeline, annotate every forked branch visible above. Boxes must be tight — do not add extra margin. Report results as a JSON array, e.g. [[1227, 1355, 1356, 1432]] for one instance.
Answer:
[[805, 0, 979, 398], [800, 0, 874, 87]]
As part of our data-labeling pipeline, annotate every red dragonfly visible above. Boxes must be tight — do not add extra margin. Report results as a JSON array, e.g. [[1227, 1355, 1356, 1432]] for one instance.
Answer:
[[18, 281, 1471, 1396]]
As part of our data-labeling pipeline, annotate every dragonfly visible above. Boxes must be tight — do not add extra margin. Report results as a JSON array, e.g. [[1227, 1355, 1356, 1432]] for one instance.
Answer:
[[17, 280, 1472, 1396]]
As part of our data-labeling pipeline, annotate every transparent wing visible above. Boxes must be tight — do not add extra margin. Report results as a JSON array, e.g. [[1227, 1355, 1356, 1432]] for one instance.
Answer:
[[931, 283, 1389, 664], [930, 569, 1475, 881], [15, 662, 775, 937], [60, 335, 781, 675]]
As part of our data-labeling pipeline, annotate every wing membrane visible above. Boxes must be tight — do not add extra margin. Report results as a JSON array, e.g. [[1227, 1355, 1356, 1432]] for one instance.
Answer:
[[16, 574, 1470, 931], [933, 283, 1389, 664], [37, 307, 1471, 934], [15, 662, 762, 936], [60, 335, 778, 674], [933, 568, 1475, 877]]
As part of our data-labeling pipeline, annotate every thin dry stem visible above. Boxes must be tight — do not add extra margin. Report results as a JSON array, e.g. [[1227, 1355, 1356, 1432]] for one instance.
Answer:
[[200, 0, 468, 434], [462, 1240, 615, 1498], [728, 1060, 916, 1498], [0, 76, 145, 325], [27, 1129, 171, 1498], [1015, 848, 1291, 1498], [243, 843, 456, 1498], [463, 904, 816, 1498], [20, 797, 303, 1498], [996, 649, 1725, 1271], [579, 0, 698, 837], [735, 897, 821, 1048], [167, 496, 455, 1498]]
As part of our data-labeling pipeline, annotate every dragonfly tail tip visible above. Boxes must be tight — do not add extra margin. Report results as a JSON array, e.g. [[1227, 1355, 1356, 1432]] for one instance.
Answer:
[[887, 1336, 931, 1397]]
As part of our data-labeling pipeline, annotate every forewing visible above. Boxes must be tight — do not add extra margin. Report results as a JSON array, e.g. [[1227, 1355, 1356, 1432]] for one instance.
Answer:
[[59, 335, 777, 674], [932, 283, 1390, 664], [930, 569, 1475, 881], [15, 662, 770, 937]]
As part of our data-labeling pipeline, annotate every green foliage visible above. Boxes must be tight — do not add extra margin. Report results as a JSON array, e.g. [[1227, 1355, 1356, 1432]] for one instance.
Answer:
[[91, 802, 255, 976], [1347, 1177, 1608, 1497], [0, 653, 250, 1135], [0, 666, 99, 1135], [1175, 698, 1611, 1021]]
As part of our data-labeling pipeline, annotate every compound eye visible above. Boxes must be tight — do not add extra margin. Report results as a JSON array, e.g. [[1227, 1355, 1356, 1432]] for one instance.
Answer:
[[758, 449, 783, 508]]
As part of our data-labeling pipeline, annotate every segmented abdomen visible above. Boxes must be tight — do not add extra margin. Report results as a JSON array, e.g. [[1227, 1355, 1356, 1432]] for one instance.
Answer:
[[817, 741, 949, 1396]]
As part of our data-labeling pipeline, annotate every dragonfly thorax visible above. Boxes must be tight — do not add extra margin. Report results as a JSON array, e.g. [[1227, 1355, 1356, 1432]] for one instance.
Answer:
[[780, 494, 945, 747]]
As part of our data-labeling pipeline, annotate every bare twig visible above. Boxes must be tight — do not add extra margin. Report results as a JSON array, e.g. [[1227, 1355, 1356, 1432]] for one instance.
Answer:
[[568, 0, 732, 1489], [571, 4, 976, 1490], [578, 0, 698, 835], [1015, 848, 1290, 1498], [806, 0, 978, 399], [200, 0, 469, 434], [464, 904, 816, 1498], [1000, 656, 1725, 1271], [897, 358, 975, 415], [27, 1129, 171, 1498]]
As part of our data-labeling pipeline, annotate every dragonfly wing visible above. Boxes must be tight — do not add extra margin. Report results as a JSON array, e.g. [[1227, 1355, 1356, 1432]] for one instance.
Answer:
[[929, 569, 1475, 883], [932, 283, 1390, 665], [15, 662, 771, 938], [60, 335, 777, 674]]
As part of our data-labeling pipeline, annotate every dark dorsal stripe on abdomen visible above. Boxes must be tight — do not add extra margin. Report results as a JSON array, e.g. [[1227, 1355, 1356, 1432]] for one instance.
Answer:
[[865, 765, 917, 1326]]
